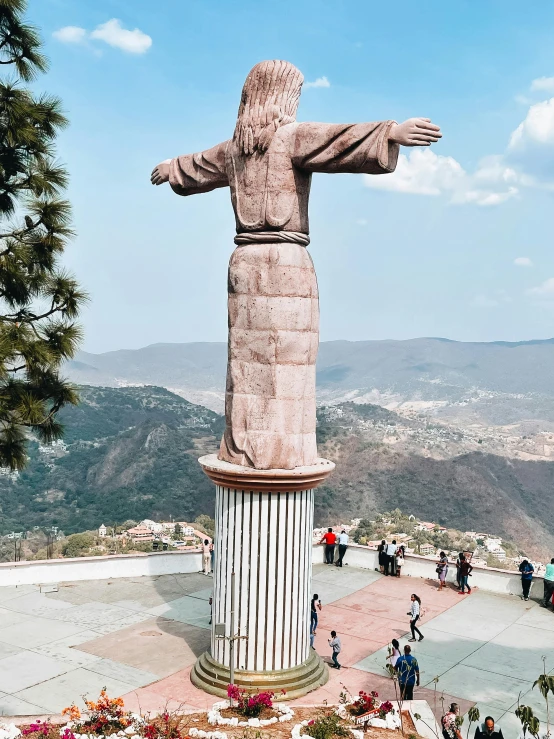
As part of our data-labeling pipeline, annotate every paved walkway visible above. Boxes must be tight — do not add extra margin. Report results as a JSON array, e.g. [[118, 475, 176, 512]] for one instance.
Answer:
[[1, 565, 553, 738]]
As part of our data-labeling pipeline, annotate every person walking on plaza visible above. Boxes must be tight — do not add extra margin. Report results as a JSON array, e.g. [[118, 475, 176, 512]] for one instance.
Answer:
[[542, 557, 554, 609], [311, 593, 322, 635], [385, 539, 398, 576], [396, 546, 405, 577], [408, 593, 424, 642], [395, 644, 419, 700], [336, 530, 349, 567], [320, 528, 336, 564], [458, 554, 473, 595], [202, 538, 211, 575], [437, 551, 449, 591], [519, 559, 534, 601], [474, 717, 504, 739], [441, 703, 462, 739], [378, 540, 387, 574], [328, 630, 341, 669], [209, 540, 214, 572]]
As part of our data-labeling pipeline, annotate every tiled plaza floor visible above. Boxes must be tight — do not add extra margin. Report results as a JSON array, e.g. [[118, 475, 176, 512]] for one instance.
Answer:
[[1, 565, 553, 738]]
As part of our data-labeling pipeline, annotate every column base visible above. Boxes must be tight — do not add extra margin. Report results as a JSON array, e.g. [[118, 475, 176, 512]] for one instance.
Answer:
[[191, 649, 329, 701]]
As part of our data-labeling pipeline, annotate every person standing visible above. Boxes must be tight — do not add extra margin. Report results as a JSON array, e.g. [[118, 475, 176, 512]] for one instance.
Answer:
[[519, 559, 534, 601], [387, 638, 401, 669], [385, 539, 398, 576], [455, 552, 464, 589], [202, 538, 211, 575], [311, 593, 322, 635], [441, 703, 462, 739], [542, 557, 554, 609], [408, 593, 424, 642], [320, 528, 337, 564], [378, 540, 387, 574], [458, 554, 473, 595], [396, 546, 405, 577], [474, 717, 504, 739], [336, 530, 349, 567], [395, 644, 419, 700], [210, 540, 215, 572], [328, 630, 341, 669], [437, 551, 449, 591]]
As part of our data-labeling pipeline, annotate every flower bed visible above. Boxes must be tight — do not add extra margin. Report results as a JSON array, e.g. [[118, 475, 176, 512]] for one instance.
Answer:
[[207, 703, 293, 728], [335, 690, 400, 732], [205, 685, 293, 728]]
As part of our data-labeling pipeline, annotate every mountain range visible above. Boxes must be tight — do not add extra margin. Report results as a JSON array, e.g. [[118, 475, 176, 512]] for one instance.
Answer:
[[67, 338, 554, 426], [1, 381, 553, 560]]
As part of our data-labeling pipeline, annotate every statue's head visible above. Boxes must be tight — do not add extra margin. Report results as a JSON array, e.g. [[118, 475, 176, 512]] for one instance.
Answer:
[[234, 60, 303, 156]]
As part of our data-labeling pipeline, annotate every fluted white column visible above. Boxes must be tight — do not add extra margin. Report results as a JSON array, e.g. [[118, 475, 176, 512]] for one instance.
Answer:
[[212, 486, 314, 672]]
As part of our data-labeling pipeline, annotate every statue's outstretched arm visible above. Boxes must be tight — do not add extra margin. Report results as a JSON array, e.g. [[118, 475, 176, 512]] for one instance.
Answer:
[[151, 160, 171, 185], [389, 118, 441, 147], [150, 141, 230, 196]]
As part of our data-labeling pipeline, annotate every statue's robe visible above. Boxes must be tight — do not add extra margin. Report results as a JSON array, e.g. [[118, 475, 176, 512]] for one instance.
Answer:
[[169, 121, 399, 469]]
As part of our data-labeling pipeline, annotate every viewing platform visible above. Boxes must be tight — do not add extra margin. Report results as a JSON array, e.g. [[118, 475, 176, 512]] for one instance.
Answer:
[[0, 545, 551, 738]]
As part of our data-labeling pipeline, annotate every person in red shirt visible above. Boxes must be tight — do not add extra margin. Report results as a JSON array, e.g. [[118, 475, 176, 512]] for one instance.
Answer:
[[320, 528, 337, 564]]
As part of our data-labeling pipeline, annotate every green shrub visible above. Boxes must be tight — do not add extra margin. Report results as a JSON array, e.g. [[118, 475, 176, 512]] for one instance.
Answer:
[[304, 714, 349, 739]]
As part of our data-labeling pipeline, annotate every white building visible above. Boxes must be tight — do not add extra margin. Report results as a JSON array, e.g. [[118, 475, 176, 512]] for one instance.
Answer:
[[98, 524, 107, 538], [141, 519, 164, 533], [419, 543, 436, 556]]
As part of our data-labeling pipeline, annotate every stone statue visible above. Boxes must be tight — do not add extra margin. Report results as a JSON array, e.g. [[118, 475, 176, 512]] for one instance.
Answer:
[[151, 60, 441, 471]]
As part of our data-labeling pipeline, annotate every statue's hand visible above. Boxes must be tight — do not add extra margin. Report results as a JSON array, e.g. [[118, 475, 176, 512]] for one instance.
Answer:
[[150, 160, 171, 185], [390, 118, 441, 147]]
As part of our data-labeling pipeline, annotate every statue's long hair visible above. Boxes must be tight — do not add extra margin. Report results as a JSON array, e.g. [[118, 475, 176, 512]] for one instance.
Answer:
[[233, 60, 303, 156]]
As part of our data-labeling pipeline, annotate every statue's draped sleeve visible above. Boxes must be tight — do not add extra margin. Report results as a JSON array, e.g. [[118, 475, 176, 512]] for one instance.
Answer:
[[169, 140, 230, 196], [291, 121, 399, 174]]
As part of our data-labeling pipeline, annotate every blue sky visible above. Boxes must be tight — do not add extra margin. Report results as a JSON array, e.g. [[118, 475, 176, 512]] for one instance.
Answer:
[[27, 0, 554, 352]]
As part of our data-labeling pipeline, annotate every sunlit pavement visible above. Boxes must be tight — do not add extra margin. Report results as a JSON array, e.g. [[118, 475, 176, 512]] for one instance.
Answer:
[[0, 564, 553, 737]]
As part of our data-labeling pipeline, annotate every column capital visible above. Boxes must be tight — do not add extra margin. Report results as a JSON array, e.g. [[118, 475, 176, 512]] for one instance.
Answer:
[[199, 454, 335, 492]]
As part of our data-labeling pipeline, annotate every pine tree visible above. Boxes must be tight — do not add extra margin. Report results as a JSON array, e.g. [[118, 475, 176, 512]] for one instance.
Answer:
[[0, 0, 86, 469]]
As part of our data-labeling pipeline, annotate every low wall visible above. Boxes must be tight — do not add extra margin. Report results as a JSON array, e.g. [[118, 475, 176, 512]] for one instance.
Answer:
[[0, 549, 202, 587], [0, 541, 542, 598], [313, 543, 544, 599]]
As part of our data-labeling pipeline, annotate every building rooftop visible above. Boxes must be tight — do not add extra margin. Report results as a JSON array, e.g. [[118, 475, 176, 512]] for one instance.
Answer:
[[0, 564, 552, 736]]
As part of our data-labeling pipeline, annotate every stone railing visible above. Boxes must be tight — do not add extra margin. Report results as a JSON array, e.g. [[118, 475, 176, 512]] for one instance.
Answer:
[[0, 549, 202, 587], [0, 540, 543, 600], [313, 542, 544, 599]]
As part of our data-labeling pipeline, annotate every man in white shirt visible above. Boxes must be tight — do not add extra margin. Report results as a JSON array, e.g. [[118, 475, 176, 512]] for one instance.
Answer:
[[336, 530, 349, 567], [385, 539, 398, 576]]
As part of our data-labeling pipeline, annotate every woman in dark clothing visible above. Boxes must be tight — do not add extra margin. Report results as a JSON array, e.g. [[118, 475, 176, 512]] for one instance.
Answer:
[[519, 559, 534, 601], [378, 540, 387, 574]]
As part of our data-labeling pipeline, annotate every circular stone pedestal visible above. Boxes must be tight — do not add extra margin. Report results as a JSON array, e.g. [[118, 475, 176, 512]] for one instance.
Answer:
[[191, 648, 328, 700], [196, 454, 334, 700]]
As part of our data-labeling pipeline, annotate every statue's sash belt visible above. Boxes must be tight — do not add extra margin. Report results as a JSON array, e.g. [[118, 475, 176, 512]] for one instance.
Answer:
[[234, 231, 310, 247]]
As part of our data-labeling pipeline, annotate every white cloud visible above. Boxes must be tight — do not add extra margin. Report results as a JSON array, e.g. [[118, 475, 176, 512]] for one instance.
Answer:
[[364, 149, 518, 206], [514, 94, 533, 106], [471, 295, 499, 308], [90, 19, 152, 54], [514, 257, 533, 267], [531, 76, 554, 93], [53, 18, 152, 54], [510, 97, 554, 148], [52, 26, 87, 44], [304, 76, 330, 89], [527, 278, 554, 297], [470, 290, 512, 308]]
